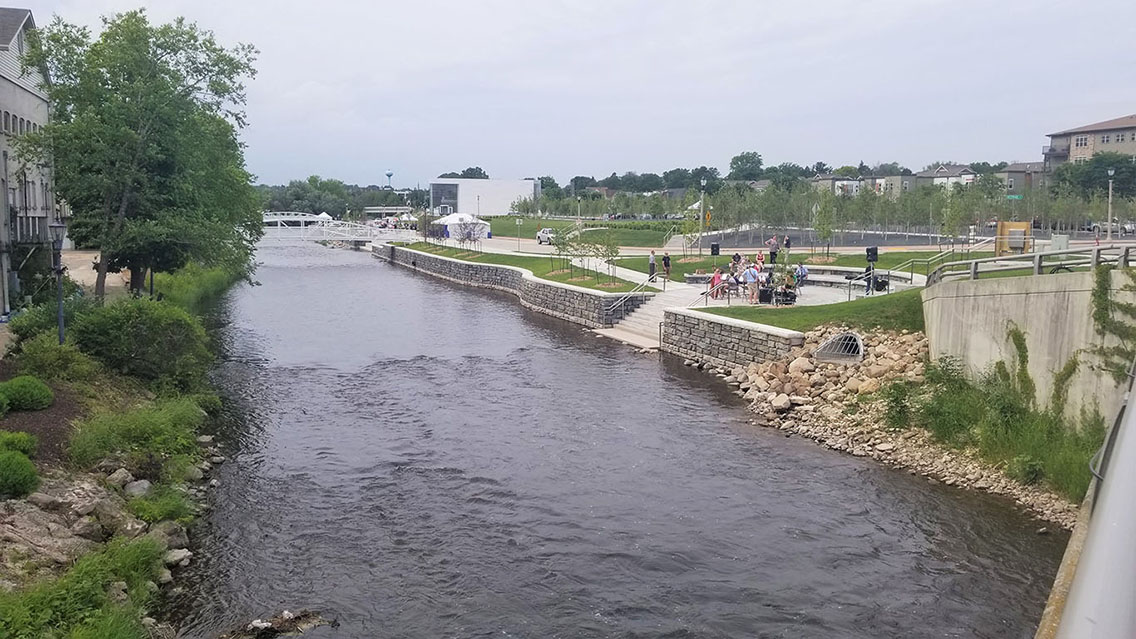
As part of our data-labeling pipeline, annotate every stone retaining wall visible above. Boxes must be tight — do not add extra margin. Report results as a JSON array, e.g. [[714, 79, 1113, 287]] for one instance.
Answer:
[[660, 307, 804, 369], [374, 243, 651, 328]]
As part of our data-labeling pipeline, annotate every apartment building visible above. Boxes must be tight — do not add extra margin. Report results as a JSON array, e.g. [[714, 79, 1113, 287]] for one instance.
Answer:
[[994, 162, 1047, 194], [1043, 114, 1136, 173]]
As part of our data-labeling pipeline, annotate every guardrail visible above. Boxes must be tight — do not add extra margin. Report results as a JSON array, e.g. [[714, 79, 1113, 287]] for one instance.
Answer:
[[605, 273, 659, 318], [1050, 355, 1136, 638], [689, 281, 734, 306], [927, 245, 1131, 286]]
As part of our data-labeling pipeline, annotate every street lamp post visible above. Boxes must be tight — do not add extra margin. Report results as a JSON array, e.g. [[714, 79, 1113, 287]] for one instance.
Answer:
[[698, 177, 707, 256], [576, 195, 582, 227], [49, 222, 66, 345], [1107, 168, 1115, 243]]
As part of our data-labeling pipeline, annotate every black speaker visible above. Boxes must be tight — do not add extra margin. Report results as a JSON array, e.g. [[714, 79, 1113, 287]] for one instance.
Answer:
[[866, 246, 878, 263], [710, 243, 720, 256]]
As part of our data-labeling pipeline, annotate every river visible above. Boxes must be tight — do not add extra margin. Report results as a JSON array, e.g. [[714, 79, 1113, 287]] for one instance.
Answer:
[[167, 243, 1066, 638]]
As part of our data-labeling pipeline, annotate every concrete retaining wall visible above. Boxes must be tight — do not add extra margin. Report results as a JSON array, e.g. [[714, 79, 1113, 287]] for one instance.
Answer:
[[374, 244, 651, 328], [660, 307, 805, 369], [921, 270, 1133, 423]]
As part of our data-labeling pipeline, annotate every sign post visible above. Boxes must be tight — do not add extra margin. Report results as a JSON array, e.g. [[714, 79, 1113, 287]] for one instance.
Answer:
[[516, 217, 522, 252]]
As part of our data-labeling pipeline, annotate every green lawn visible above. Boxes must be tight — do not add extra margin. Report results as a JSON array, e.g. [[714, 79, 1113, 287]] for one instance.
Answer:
[[698, 288, 925, 333], [490, 216, 677, 247], [401, 242, 649, 292], [619, 254, 736, 280]]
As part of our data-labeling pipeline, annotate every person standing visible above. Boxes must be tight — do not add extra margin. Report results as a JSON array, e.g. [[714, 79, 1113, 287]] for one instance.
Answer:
[[784, 235, 792, 252], [648, 250, 657, 282], [743, 262, 760, 303], [662, 252, 672, 280], [766, 235, 780, 264]]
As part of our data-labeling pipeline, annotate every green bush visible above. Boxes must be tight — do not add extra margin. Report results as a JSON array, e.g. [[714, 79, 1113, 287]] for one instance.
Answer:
[[881, 381, 912, 429], [1007, 454, 1044, 485], [0, 537, 161, 639], [189, 392, 223, 416], [71, 299, 212, 391], [17, 333, 101, 382], [8, 295, 98, 344], [0, 375, 54, 411], [0, 393, 9, 418], [153, 263, 243, 313], [127, 486, 195, 523], [69, 399, 204, 472], [0, 450, 39, 498], [0, 431, 37, 457]]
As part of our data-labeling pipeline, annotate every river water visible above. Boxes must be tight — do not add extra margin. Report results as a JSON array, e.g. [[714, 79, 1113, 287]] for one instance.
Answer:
[[168, 244, 1066, 638]]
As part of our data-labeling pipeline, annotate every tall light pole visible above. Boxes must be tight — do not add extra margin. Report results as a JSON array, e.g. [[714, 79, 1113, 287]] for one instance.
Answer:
[[49, 221, 66, 345], [1107, 168, 1115, 243], [576, 195, 582, 223], [698, 177, 707, 256]]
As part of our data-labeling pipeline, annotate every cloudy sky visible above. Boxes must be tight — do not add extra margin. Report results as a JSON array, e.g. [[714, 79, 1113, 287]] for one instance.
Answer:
[[18, 0, 1136, 187]]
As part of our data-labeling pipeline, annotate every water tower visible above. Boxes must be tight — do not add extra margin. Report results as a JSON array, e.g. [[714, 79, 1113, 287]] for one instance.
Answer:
[[385, 170, 394, 189]]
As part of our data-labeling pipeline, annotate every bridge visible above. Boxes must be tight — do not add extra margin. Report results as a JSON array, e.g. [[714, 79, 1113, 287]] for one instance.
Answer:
[[261, 211, 417, 243]]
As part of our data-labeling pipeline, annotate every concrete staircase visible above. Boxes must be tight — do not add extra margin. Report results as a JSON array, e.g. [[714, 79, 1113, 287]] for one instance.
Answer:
[[594, 286, 698, 350]]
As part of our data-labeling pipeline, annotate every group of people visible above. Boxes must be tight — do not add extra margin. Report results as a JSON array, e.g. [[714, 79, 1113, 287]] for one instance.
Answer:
[[709, 252, 809, 305], [647, 251, 672, 281]]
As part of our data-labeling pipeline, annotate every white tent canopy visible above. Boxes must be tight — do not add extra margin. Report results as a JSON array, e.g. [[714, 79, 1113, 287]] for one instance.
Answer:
[[431, 213, 491, 239]]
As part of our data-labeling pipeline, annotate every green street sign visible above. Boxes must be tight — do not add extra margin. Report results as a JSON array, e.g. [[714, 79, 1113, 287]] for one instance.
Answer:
[[1006, 194, 1023, 200]]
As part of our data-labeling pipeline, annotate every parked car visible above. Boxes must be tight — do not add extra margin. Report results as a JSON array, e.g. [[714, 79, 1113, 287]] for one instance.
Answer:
[[536, 228, 557, 244], [1083, 219, 1122, 234], [1123, 221, 1136, 236]]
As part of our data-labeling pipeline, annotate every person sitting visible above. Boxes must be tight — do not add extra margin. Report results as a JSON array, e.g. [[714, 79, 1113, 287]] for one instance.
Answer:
[[732, 252, 742, 265], [794, 263, 809, 287], [755, 250, 765, 269]]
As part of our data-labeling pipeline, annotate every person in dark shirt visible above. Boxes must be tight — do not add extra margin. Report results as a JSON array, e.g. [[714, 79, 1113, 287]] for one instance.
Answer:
[[662, 252, 672, 279]]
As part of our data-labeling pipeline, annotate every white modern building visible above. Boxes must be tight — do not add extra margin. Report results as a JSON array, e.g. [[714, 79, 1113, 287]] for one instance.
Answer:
[[429, 178, 540, 217]]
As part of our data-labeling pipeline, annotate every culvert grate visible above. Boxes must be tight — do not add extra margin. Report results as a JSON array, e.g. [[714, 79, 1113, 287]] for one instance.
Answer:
[[814, 332, 864, 364]]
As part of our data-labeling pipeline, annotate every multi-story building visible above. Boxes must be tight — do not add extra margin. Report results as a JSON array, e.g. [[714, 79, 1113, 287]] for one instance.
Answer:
[[429, 178, 540, 217], [1044, 114, 1136, 173], [994, 162, 1047, 194], [915, 164, 977, 189], [0, 7, 56, 244], [810, 173, 860, 196], [860, 175, 914, 197]]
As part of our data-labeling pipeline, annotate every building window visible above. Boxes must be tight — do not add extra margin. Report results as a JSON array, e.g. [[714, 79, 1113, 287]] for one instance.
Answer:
[[18, 118, 24, 135], [1, 112, 7, 132], [1102, 134, 1111, 144], [1119, 133, 1127, 143], [1008, 178, 1015, 190], [1075, 135, 1089, 148], [1074, 156, 1089, 164]]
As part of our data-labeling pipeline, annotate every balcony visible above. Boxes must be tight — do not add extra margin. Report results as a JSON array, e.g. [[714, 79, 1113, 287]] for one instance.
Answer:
[[1043, 145, 1069, 157]]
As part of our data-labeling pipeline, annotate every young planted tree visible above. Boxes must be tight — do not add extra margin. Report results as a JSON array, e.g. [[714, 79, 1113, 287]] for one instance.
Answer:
[[18, 10, 259, 298]]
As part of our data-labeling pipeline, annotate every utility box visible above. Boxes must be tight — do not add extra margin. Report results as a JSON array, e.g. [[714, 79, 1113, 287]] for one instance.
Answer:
[[994, 221, 1033, 256], [1051, 234, 1070, 251]]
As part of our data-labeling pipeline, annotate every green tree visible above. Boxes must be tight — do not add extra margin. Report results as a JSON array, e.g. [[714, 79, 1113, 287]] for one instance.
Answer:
[[834, 165, 859, 178], [19, 11, 258, 297], [870, 162, 910, 176], [815, 190, 836, 250], [1054, 152, 1136, 199], [538, 176, 563, 199], [727, 151, 764, 180], [969, 161, 1009, 174], [663, 168, 693, 189]]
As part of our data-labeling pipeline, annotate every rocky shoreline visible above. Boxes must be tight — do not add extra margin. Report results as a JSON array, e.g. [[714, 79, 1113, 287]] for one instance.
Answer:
[[683, 324, 1079, 530], [0, 434, 225, 637]]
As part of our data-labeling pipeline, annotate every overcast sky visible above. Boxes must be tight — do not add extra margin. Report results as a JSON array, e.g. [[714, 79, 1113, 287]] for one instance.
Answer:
[[18, 0, 1136, 187]]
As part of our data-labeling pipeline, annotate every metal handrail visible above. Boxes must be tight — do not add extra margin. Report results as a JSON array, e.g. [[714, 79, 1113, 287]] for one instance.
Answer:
[[606, 273, 657, 315], [689, 280, 733, 307], [661, 225, 679, 247], [928, 244, 1131, 285]]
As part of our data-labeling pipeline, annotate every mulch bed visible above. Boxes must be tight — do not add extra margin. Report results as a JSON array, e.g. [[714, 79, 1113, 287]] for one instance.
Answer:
[[0, 359, 81, 466]]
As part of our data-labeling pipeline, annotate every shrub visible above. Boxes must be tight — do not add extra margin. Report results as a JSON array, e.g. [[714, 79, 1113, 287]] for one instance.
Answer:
[[0, 431, 37, 457], [153, 263, 243, 313], [0, 537, 161, 639], [0, 450, 39, 498], [69, 399, 204, 472], [0, 393, 9, 418], [127, 487, 195, 523], [71, 299, 212, 391], [1007, 454, 1044, 485], [0, 375, 54, 411], [881, 381, 912, 429], [189, 392, 223, 416], [8, 295, 98, 344], [17, 333, 101, 382]]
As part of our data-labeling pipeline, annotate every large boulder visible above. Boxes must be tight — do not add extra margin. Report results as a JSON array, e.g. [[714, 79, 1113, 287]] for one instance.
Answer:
[[788, 357, 816, 375], [163, 548, 193, 567], [106, 468, 134, 489], [148, 520, 190, 551], [770, 394, 792, 411], [124, 480, 153, 499], [858, 378, 881, 395]]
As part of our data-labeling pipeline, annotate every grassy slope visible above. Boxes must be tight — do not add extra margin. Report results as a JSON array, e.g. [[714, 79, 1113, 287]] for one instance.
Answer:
[[699, 288, 925, 333], [404, 242, 649, 292]]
